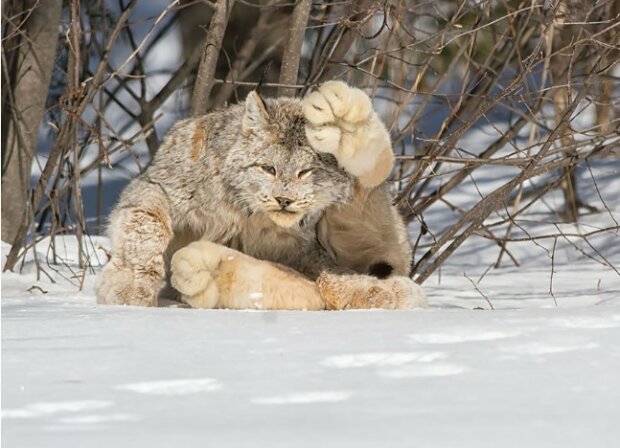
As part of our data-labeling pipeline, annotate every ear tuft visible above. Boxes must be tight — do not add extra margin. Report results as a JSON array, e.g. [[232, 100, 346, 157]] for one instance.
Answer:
[[242, 91, 269, 135]]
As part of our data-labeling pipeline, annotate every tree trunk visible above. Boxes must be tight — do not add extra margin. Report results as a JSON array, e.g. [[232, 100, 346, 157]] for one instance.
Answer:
[[1, 0, 62, 242]]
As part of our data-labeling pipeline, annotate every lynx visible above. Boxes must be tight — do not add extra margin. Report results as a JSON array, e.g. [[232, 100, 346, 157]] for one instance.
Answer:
[[96, 81, 426, 310]]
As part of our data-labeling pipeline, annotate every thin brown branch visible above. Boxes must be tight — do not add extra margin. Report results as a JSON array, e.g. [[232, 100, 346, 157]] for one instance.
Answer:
[[190, 0, 236, 115], [278, 0, 312, 97]]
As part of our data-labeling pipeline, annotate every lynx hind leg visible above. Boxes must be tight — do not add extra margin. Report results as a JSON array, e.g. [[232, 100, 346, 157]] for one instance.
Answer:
[[303, 81, 394, 187], [96, 206, 172, 307], [171, 241, 325, 311], [170, 241, 223, 309], [320, 185, 412, 278], [317, 272, 427, 310]]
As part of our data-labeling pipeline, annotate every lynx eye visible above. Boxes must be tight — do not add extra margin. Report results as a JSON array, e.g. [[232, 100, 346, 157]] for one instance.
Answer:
[[297, 168, 313, 179], [260, 165, 276, 176]]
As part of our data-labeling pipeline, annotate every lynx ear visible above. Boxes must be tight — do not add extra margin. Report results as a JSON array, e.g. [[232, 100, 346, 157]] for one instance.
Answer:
[[242, 91, 269, 135]]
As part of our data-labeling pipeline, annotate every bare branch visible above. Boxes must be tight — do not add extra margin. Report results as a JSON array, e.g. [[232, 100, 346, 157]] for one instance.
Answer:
[[278, 0, 312, 97], [191, 0, 236, 115]]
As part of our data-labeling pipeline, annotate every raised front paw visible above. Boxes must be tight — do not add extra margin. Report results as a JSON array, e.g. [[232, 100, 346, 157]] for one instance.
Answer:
[[170, 241, 223, 307], [304, 81, 373, 128], [303, 81, 394, 187]]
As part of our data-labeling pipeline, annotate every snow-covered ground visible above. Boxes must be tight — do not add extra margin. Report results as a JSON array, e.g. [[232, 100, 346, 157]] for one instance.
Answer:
[[2, 228, 620, 447]]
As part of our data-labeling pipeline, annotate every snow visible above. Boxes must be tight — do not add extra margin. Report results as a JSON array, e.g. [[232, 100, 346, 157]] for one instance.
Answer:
[[2, 287, 620, 447], [2, 232, 620, 447]]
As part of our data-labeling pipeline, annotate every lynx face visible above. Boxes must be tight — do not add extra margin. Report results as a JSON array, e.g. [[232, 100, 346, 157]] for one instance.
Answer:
[[225, 93, 354, 228], [238, 144, 354, 228]]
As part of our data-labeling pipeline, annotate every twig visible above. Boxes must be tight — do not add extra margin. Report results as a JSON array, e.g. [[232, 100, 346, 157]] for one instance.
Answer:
[[464, 273, 495, 310], [549, 237, 558, 307]]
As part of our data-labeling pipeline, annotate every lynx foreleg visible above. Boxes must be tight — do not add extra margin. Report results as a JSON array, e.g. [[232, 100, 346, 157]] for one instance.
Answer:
[[170, 241, 326, 310], [304, 81, 394, 187], [96, 204, 172, 307]]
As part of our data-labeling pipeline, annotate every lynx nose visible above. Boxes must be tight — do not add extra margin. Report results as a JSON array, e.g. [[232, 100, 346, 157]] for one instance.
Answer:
[[275, 196, 293, 208]]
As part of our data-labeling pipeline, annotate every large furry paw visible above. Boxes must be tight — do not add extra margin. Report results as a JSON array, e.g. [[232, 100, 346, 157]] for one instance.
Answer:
[[170, 241, 223, 308], [317, 272, 427, 310], [303, 81, 394, 187], [96, 262, 161, 307], [385, 276, 427, 309]]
